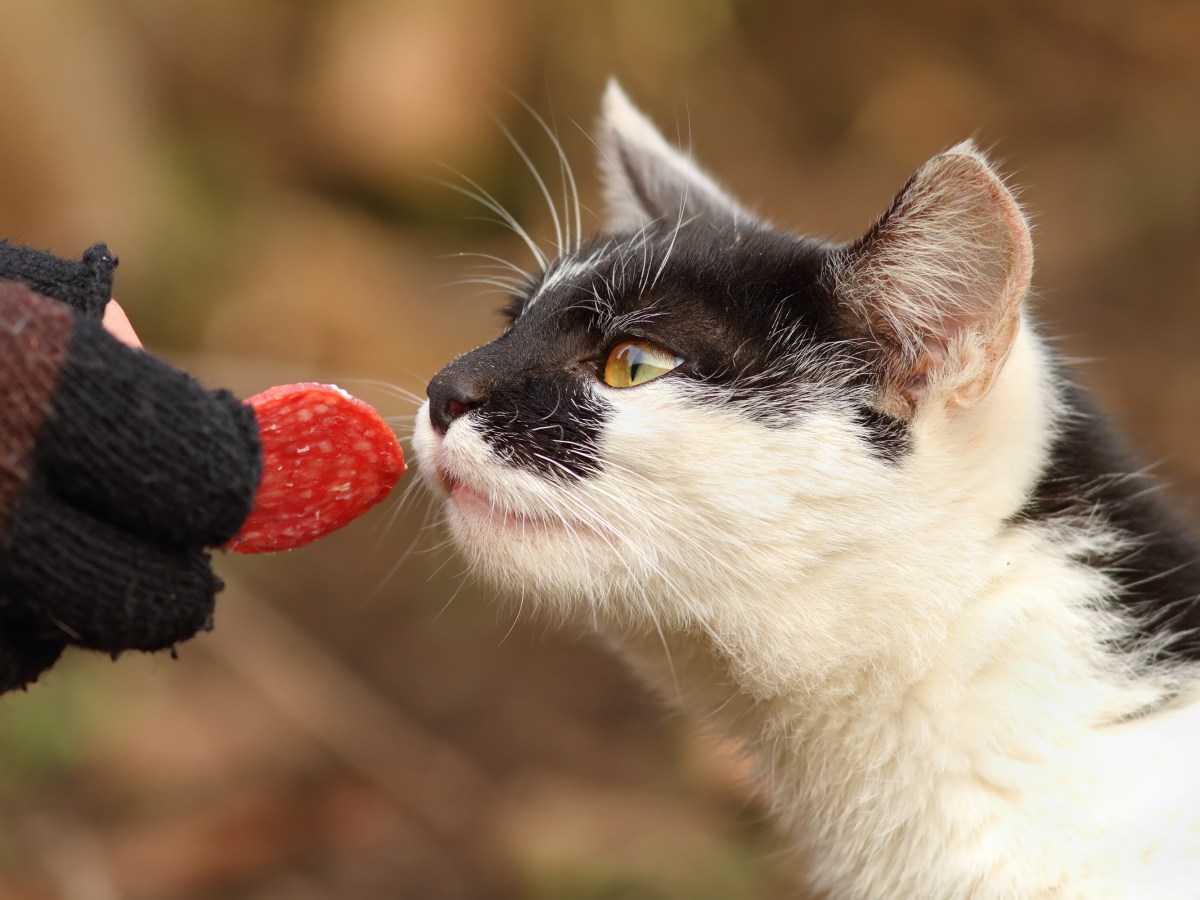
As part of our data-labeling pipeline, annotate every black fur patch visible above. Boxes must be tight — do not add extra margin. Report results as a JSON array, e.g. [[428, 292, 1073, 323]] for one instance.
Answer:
[[473, 372, 610, 480], [854, 406, 912, 463], [1014, 381, 1200, 662], [426, 312, 611, 481]]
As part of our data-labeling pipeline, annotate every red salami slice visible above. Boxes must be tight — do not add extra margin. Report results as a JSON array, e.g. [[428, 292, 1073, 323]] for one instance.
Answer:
[[227, 382, 405, 554]]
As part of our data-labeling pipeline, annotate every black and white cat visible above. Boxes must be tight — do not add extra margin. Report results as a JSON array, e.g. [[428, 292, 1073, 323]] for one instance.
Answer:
[[413, 82, 1200, 898]]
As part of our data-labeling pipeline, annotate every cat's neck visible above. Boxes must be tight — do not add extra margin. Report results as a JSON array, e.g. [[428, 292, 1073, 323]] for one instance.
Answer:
[[610, 584, 1197, 896], [598, 327, 1199, 896], [607, 550, 1195, 897]]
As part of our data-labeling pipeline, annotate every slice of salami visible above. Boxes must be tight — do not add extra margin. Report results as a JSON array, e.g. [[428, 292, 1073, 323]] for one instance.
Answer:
[[228, 383, 405, 554]]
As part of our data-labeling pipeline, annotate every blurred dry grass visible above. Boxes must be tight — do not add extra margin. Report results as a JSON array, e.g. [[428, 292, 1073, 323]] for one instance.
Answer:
[[1, 1, 1198, 898]]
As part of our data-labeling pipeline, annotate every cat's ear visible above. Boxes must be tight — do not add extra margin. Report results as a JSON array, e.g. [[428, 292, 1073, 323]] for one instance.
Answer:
[[830, 142, 1033, 416], [598, 79, 754, 232]]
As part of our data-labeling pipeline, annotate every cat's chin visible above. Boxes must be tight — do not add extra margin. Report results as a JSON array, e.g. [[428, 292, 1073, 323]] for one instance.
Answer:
[[431, 473, 634, 605], [444, 507, 619, 610], [444, 477, 546, 531]]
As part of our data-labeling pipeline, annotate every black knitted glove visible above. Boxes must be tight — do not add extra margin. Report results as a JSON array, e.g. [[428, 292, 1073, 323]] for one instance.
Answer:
[[0, 242, 262, 693]]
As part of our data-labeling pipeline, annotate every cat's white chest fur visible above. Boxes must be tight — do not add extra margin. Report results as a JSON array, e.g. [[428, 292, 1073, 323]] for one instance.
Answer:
[[415, 81, 1200, 898]]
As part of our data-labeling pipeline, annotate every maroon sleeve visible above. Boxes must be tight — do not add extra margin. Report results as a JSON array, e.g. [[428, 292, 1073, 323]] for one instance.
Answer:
[[0, 281, 75, 540]]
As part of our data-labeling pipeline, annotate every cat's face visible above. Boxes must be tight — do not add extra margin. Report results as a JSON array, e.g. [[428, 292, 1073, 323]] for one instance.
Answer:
[[414, 82, 1036, 694], [416, 221, 890, 605]]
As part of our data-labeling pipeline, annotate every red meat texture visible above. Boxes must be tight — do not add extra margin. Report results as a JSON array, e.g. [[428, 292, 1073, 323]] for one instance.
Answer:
[[228, 383, 405, 554]]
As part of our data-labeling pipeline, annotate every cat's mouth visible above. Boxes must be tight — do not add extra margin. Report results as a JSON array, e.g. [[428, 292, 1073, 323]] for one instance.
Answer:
[[444, 477, 512, 523], [437, 469, 600, 539]]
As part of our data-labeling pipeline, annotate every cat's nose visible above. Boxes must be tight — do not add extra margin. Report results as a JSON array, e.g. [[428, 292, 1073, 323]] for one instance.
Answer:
[[426, 370, 484, 434]]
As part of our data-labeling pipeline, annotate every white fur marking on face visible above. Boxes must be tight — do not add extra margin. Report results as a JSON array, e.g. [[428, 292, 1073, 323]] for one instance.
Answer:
[[523, 249, 607, 313]]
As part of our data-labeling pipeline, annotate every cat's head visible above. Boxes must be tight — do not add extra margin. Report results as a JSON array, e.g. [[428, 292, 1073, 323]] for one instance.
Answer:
[[414, 82, 1041, 696]]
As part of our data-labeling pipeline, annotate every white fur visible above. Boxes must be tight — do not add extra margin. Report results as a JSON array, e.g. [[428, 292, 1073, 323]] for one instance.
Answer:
[[414, 88, 1200, 897], [415, 323, 1200, 896], [525, 249, 607, 313]]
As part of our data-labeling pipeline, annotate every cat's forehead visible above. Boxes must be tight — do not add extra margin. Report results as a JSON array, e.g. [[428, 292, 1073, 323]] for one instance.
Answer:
[[512, 223, 838, 342]]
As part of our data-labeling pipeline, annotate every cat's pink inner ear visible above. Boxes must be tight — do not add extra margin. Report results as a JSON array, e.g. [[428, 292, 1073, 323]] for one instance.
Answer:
[[832, 142, 1033, 416]]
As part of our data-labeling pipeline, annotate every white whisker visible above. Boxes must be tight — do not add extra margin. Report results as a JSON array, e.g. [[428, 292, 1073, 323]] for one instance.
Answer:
[[430, 167, 548, 270]]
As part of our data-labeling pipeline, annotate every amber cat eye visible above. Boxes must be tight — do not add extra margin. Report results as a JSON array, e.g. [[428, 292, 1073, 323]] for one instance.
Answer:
[[602, 339, 682, 388]]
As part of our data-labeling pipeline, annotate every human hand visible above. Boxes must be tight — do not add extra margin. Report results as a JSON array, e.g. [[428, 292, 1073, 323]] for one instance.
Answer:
[[0, 243, 262, 692]]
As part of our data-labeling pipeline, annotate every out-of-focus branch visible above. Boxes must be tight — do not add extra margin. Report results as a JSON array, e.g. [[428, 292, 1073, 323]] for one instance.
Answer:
[[197, 577, 497, 845]]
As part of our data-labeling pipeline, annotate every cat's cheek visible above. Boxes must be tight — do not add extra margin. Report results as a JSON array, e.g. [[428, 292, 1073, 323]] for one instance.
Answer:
[[413, 401, 504, 500]]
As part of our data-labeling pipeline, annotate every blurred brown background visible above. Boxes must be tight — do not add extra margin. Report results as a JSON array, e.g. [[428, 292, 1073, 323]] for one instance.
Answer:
[[1, 2, 1198, 898]]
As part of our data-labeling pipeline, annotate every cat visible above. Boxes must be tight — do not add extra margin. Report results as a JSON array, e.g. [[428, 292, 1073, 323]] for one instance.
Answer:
[[412, 81, 1200, 898]]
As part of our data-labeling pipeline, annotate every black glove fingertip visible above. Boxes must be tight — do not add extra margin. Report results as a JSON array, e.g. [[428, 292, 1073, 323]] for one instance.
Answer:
[[0, 241, 117, 319], [0, 608, 67, 693], [41, 315, 263, 548], [4, 477, 222, 653]]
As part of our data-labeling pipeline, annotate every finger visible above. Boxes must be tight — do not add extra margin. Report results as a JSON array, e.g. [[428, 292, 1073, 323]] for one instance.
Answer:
[[101, 300, 142, 348], [37, 314, 262, 548], [1, 476, 219, 654]]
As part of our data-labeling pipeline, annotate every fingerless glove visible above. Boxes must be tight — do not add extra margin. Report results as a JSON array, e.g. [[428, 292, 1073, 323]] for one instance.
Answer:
[[0, 243, 262, 692]]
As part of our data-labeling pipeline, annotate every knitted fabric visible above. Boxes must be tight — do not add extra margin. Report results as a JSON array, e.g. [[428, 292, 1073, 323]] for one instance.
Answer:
[[0, 284, 76, 688], [0, 243, 262, 692], [0, 241, 116, 319]]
